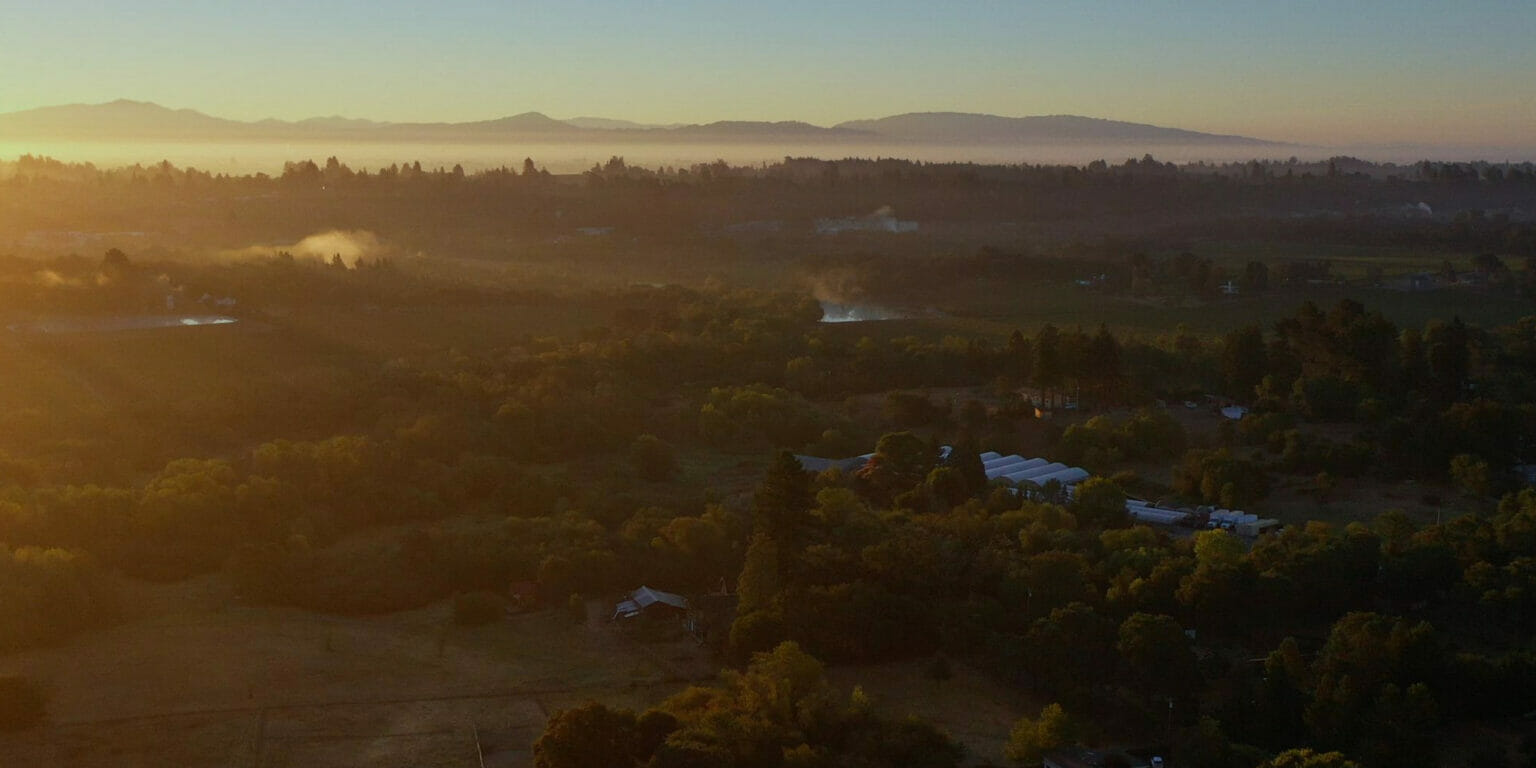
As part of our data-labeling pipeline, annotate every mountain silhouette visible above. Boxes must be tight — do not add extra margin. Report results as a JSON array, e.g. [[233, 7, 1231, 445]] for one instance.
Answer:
[[0, 101, 1279, 146]]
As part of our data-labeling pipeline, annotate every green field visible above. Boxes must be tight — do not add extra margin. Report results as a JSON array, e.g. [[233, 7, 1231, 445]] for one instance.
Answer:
[[823, 283, 1532, 343]]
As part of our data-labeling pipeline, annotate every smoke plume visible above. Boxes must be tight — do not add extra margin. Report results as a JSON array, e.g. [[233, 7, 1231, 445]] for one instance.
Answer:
[[220, 229, 390, 266]]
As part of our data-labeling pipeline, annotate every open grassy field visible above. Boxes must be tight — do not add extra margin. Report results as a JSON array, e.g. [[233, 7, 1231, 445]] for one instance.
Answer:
[[0, 577, 712, 768], [1262, 475, 1481, 530], [822, 283, 1533, 343], [826, 660, 1041, 766], [0, 568, 1038, 767], [1193, 240, 1473, 280], [271, 299, 607, 362]]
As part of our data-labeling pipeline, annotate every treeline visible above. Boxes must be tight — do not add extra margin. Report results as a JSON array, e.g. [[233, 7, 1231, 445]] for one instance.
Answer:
[[533, 642, 963, 768], [11, 152, 1536, 188], [7, 153, 1536, 262], [1213, 300, 1536, 488]]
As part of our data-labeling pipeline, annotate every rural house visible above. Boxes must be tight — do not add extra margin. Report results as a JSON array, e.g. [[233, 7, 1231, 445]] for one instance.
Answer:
[[611, 586, 689, 621]]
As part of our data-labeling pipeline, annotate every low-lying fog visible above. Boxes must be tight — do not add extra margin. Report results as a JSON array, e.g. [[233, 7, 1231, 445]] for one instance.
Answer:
[[818, 302, 906, 323], [8, 316, 237, 334]]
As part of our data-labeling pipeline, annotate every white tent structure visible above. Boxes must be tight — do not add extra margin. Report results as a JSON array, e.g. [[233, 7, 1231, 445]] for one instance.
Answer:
[[985, 457, 1048, 480], [1029, 467, 1091, 487], [983, 455, 1030, 470], [1002, 462, 1069, 484], [1126, 501, 1189, 525]]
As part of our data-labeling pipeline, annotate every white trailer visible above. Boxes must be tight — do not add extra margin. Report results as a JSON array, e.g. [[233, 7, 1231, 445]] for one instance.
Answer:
[[1237, 518, 1281, 537]]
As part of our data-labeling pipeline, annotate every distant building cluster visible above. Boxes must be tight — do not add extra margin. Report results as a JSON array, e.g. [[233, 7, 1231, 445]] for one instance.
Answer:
[[796, 445, 1280, 537]]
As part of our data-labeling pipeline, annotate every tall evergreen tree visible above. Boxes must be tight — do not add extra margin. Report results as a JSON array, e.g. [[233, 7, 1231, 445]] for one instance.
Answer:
[[1222, 324, 1269, 400], [754, 450, 813, 542], [1034, 324, 1063, 408]]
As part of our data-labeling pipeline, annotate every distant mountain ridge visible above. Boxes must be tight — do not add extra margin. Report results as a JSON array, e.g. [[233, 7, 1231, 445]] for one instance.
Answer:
[[834, 112, 1271, 145], [564, 116, 686, 131], [0, 99, 1282, 146]]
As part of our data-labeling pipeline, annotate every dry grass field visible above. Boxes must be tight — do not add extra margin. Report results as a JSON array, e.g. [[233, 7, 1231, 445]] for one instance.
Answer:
[[0, 570, 1039, 767], [0, 577, 713, 767], [826, 660, 1040, 766]]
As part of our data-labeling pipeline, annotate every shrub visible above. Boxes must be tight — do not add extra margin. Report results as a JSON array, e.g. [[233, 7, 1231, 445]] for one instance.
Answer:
[[1450, 453, 1492, 497], [0, 677, 46, 731], [1005, 702, 1074, 764], [1291, 376, 1360, 422], [1071, 477, 1129, 528], [884, 391, 950, 427], [0, 546, 117, 651], [452, 591, 506, 626], [1173, 449, 1270, 507], [1239, 410, 1294, 447], [629, 434, 678, 482], [729, 608, 786, 660], [1276, 430, 1373, 477], [926, 652, 954, 683], [1056, 409, 1185, 469]]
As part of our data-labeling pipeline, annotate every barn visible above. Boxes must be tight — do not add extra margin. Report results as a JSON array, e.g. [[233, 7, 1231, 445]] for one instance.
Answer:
[[612, 586, 689, 621]]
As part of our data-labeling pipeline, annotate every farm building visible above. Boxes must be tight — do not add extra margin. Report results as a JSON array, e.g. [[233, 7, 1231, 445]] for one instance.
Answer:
[[983, 455, 1030, 471], [1125, 501, 1190, 526], [1043, 747, 1156, 768], [1208, 509, 1259, 530], [975, 451, 1093, 489], [1238, 518, 1282, 537], [986, 457, 1048, 479], [612, 586, 689, 621], [1027, 467, 1092, 487], [1516, 464, 1536, 487], [1002, 462, 1070, 484]]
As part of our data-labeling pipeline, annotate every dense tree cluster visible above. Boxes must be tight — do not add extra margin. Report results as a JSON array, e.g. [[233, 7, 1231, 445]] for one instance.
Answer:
[[1198, 301, 1536, 495], [533, 642, 962, 768], [713, 436, 1536, 767]]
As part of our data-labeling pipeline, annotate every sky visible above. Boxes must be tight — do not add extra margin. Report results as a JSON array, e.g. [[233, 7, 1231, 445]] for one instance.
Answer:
[[2, 0, 1534, 150]]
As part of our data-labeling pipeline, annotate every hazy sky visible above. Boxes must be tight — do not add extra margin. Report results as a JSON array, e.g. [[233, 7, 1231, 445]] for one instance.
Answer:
[[2, 0, 1533, 149]]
